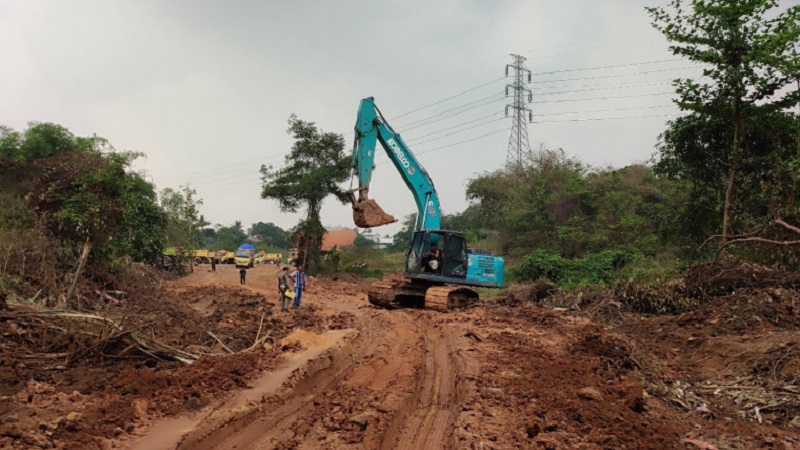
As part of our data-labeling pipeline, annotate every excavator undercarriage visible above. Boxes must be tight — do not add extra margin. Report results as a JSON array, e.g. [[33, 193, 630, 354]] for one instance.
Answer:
[[367, 279, 479, 312]]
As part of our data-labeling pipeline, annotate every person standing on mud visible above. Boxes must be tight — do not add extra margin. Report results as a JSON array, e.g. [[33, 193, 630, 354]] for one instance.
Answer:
[[278, 266, 295, 312], [211, 257, 216, 273], [291, 266, 306, 309], [239, 267, 247, 285]]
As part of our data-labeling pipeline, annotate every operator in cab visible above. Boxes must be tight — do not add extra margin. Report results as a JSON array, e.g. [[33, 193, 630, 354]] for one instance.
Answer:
[[421, 243, 443, 273]]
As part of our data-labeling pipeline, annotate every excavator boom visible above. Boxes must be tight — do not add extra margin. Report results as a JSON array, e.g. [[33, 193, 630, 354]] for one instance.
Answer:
[[348, 97, 440, 230]]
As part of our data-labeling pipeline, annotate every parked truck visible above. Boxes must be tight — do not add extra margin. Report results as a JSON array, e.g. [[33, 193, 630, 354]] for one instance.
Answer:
[[254, 251, 267, 265], [191, 249, 209, 264], [264, 253, 283, 265], [235, 244, 256, 268]]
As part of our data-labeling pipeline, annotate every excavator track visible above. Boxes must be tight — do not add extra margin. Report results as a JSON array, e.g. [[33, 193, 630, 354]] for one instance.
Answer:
[[367, 280, 479, 312], [424, 285, 480, 312]]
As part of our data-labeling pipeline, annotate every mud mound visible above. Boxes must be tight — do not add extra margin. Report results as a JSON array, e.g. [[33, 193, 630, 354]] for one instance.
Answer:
[[463, 306, 683, 449], [491, 282, 557, 306], [0, 280, 331, 449]]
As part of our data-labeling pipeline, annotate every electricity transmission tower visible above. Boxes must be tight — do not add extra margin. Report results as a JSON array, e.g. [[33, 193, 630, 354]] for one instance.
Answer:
[[505, 54, 532, 166]]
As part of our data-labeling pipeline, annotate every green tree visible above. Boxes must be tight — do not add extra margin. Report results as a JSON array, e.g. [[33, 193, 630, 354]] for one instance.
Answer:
[[160, 186, 206, 251], [389, 213, 417, 252], [260, 115, 350, 272], [647, 0, 800, 244], [354, 231, 374, 249], [655, 108, 799, 258], [215, 221, 248, 250], [118, 172, 168, 263], [248, 221, 287, 248], [0, 122, 101, 162]]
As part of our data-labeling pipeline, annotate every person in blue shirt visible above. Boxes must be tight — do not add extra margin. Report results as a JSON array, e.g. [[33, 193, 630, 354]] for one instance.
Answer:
[[291, 266, 306, 309]]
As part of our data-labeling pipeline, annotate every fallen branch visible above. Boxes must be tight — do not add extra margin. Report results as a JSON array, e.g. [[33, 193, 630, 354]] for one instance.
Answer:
[[253, 313, 265, 347], [10, 311, 198, 364], [245, 329, 273, 352], [207, 331, 234, 354]]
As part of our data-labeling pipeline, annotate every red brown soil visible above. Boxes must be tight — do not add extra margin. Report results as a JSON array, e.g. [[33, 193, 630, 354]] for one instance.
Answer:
[[2, 263, 800, 449]]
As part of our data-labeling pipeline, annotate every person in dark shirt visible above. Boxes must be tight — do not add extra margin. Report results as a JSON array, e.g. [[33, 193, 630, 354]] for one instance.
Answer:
[[421, 243, 443, 273], [239, 268, 246, 285]]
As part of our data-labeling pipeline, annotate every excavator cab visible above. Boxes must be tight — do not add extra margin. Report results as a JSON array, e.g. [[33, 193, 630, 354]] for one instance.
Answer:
[[405, 230, 468, 279]]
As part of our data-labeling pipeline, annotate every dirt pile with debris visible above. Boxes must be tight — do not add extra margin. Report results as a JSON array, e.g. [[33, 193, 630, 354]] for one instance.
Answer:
[[466, 261, 800, 449], [0, 268, 338, 450], [4, 261, 800, 449]]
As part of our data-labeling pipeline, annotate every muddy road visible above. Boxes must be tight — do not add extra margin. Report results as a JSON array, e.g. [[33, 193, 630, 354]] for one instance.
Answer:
[[4, 263, 800, 449], [126, 265, 469, 450]]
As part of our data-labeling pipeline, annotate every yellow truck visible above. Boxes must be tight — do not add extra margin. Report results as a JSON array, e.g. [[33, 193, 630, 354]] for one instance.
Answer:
[[254, 251, 267, 265], [234, 245, 256, 268], [264, 253, 283, 265], [191, 249, 209, 264], [223, 251, 235, 264]]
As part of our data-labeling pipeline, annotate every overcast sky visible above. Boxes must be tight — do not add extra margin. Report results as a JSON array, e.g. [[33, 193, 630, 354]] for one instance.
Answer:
[[3, 0, 794, 237]]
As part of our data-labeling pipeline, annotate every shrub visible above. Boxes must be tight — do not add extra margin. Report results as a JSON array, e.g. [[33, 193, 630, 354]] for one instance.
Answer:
[[511, 249, 637, 288]]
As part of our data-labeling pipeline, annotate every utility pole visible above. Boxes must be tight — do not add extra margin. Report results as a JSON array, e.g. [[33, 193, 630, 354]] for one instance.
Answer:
[[505, 54, 532, 166]]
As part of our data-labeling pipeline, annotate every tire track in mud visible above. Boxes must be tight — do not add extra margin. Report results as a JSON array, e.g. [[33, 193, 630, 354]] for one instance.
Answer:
[[381, 313, 465, 450], [175, 309, 381, 450], [151, 289, 468, 450]]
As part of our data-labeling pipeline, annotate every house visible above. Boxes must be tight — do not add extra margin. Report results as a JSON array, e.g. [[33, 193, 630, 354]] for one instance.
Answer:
[[321, 228, 358, 252], [359, 230, 393, 249]]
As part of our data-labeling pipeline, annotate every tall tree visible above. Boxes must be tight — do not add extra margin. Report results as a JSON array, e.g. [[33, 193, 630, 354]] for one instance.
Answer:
[[647, 0, 800, 244], [655, 107, 799, 258], [160, 186, 206, 251], [248, 222, 287, 248], [260, 115, 350, 272], [215, 221, 248, 250]]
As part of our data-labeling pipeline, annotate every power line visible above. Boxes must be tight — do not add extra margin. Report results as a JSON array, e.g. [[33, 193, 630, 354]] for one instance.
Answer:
[[176, 60, 692, 185], [402, 111, 504, 141], [376, 127, 511, 167], [180, 59, 688, 180], [532, 104, 675, 117], [398, 96, 507, 132], [534, 81, 672, 96], [187, 93, 679, 185], [533, 91, 675, 104], [531, 66, 698, 84], [200, 111, 684, 199], [185, 91, 679, 184], [531, 113, 678, 124], [389, 77, 507, 120], [532, 58, 683, 76], [396, 93, 504, 128], [407, 117, 507, 146]]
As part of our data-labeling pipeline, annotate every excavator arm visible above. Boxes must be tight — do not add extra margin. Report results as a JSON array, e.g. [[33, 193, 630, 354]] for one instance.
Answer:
[[348, 97, 441, 230]]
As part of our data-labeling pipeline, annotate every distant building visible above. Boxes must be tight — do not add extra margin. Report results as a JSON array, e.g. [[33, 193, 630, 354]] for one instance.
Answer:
[[359, 230, 393, 249]]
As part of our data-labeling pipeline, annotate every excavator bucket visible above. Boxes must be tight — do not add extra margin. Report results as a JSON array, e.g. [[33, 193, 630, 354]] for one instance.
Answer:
[[352, 199, 398, 228]]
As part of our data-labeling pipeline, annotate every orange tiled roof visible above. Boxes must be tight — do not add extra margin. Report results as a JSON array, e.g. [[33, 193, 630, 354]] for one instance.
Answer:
[[321, 228, 357, 251]]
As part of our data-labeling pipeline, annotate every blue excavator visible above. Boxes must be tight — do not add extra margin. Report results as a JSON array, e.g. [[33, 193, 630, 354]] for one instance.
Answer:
[[347, 97, 505, 311]]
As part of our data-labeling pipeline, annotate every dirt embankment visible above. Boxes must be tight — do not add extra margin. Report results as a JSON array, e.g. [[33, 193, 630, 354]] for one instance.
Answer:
[[0, 265, 355, 450], [3, 261, 800, 449]]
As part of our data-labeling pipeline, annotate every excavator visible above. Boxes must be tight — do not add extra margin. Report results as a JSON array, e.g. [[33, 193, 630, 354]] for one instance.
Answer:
[[347, 97, 505, 311]]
